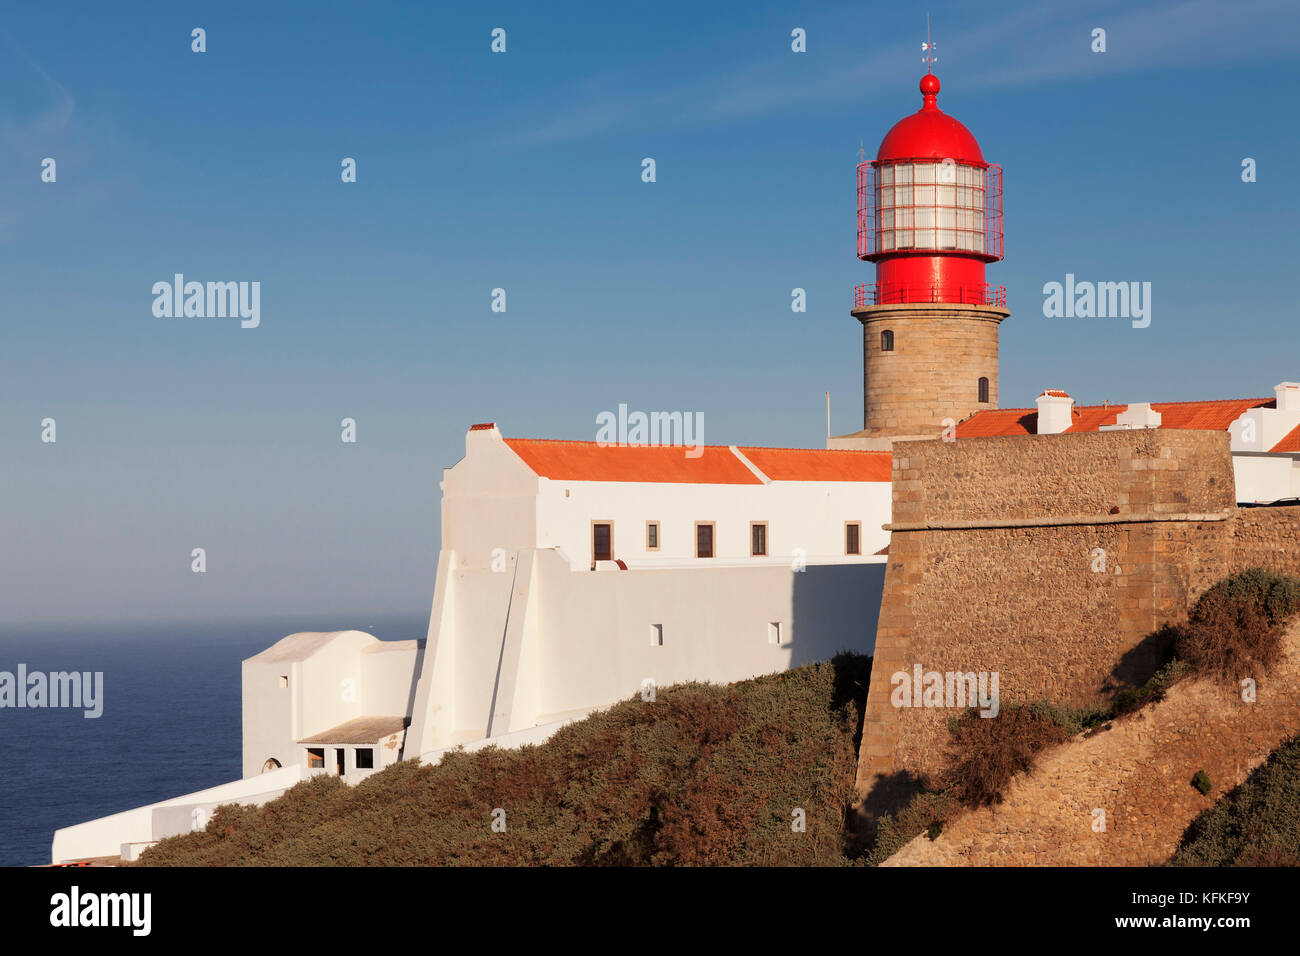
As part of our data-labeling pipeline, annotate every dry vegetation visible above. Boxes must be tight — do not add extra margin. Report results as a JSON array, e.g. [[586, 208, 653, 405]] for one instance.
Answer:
[[872, 569, 1300, 862], [139, 653, 872, 866], [138, 570, 1300, 867]]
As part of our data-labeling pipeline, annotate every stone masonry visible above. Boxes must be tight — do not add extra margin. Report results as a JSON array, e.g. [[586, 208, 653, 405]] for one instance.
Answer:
[[855, 428, 1239, 810], [853, 302, 1008, 440]]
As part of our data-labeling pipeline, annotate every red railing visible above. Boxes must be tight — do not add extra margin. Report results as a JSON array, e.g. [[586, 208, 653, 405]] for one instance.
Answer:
[[854, 282, 1007, 309]]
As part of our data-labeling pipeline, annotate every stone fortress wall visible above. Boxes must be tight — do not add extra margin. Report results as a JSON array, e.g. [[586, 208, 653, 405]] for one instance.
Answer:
[[856, 428, 1300, 806]]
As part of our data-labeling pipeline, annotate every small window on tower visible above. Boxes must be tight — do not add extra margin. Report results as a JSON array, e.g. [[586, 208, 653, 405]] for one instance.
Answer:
[[646, 521, 660, 551], [881, 330, 894, 352], [979, 377, 990, 403], [846, 522, 861, 556], [750, 522, 768, 557]]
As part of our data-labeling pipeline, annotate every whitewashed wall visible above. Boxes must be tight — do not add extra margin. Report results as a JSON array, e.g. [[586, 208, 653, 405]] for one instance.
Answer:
[[406, 548, 886, 754]]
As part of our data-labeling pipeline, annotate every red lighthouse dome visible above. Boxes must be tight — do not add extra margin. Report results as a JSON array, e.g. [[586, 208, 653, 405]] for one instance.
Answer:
[[876, 75, 985, 164], [855, 72, 1004, 307]]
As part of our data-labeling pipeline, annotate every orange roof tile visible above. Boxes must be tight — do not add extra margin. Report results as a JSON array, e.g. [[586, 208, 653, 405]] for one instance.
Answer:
[[504, 438, 763, 484], [1273, 423, 1300, 454], [737, 447, 892, 482], [501, 438, 894, 484], [957, 398, 1274, 439]]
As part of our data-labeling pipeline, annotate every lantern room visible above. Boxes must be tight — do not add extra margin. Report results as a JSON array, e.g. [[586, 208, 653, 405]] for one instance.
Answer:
[[855, 73, 1004, 308]]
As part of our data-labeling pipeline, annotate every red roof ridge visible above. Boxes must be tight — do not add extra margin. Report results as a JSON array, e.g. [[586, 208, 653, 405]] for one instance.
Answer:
[[736, 444, 891, 455], [970, 397, 1273, 414], [506, 436, 890, 456], [506, 436, 730, 450]]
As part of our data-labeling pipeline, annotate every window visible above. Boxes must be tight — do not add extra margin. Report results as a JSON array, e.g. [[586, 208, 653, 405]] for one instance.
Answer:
[[307, 748, 324, 769], [979, 377, 990, 403], [695, 522, 715, 558], [355, 748, 374, 770], [875, 161, 986, 253], [261, 758, 281, 774], [880, 329, 894, 352], [278, 675, 288, 689], [846, 522, 861, 556], [592, 521, 613, 566], [650, 623, 663, 646], [750, 521, 768, 556], [768, 622, 782, 645], [334, 748, 346, 776], [646, 521, 660, 551]]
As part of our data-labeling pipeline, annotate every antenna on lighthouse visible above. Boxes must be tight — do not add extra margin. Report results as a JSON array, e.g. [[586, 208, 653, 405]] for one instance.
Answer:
[[921, 13, 937, 71]]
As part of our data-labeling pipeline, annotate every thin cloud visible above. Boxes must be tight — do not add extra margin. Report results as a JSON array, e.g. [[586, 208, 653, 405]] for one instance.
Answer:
[[507, 0, 1300, 146]]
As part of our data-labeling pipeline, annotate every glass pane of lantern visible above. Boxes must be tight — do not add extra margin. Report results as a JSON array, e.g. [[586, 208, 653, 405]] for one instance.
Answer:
[[895, 184, 912, 206], [895, 206, 912, 228], [938, 184, 955, 206], [914, 206, 934, 246], [895, 163, 912, 184], [896, 228, 912, 247], [957, 186, 971, 207], [881, 186, 893, 206], [881, 229, 895, 251], [914, 183, 934, 205], [915, 162, 935, 183], [957, 164, 972, 186], [879, 164, 893, 185], [938, 207, 956, 249], [881, 209, 894, 228]]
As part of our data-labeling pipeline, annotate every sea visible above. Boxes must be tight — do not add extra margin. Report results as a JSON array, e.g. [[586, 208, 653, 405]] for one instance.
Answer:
[[0, 612, 428, 868]]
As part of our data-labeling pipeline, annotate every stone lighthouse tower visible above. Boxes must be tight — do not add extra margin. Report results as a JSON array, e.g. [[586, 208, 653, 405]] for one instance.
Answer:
[[834, 68, 1008, 448]]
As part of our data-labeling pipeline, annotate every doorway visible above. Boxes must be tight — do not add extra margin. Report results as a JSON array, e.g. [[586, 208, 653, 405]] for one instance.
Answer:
[[592, 522, 612, 565]]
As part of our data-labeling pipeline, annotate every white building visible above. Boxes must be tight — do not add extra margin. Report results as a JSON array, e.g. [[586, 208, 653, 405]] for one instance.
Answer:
[[403, 424, 891, 756], [53, 424, 893, 862]]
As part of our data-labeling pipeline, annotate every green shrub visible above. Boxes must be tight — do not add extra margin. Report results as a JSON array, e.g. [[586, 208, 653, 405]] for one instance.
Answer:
[[1026, 698, 1107, 735], [1112, 659, 1190, 718], [1192, 770, 1212, 795], [861, 789, 957, 865], [1171, 733, 1300, 866]]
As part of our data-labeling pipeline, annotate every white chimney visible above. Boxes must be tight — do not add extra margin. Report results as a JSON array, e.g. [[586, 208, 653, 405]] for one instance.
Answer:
[[466, 421, 502, 452], [1275, 383, 1300, 412], [1112, 402, 1162, 429], [1036, 389, 1074, 434]]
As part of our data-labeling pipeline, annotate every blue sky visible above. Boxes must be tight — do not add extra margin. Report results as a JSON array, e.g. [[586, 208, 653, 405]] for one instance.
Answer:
[[2, 0, 1298, 625]]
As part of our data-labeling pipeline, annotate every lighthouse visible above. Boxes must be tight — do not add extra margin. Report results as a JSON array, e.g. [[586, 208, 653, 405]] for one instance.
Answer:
[[846, 67, 1009, 444]]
